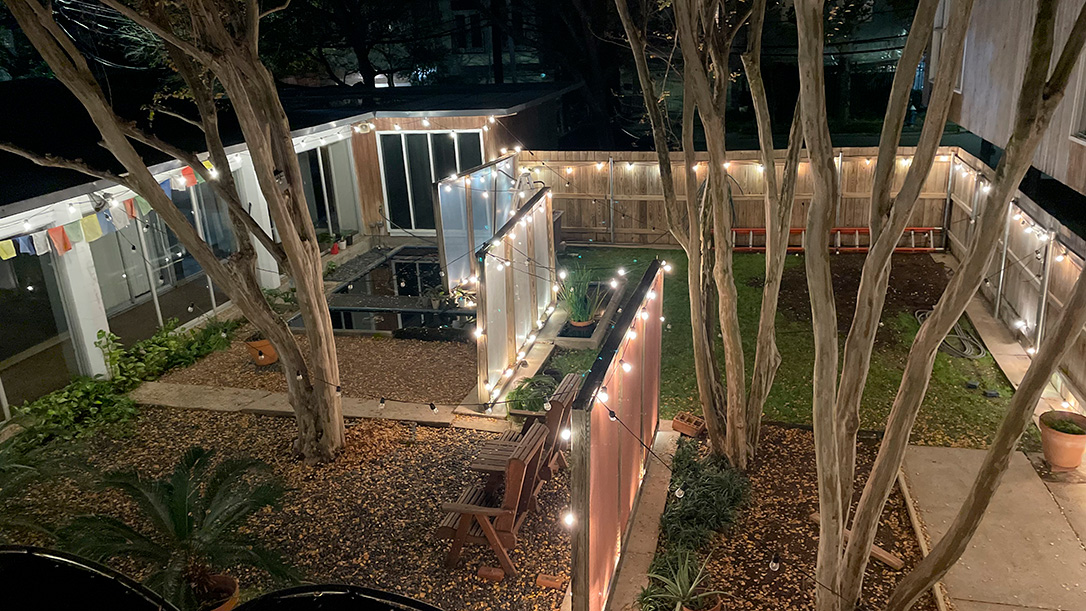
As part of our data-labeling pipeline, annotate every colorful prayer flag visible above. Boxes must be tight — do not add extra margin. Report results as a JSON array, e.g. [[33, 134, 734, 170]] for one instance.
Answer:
[[32, 231, 51, 255], [47, 226, 71, 254], [136, 196, 152, 215], [0, 240, 15, 260], [63, 219, 84, 243], [124, 198, 137, 219], [159, 179, 172, 199], [81, 214, 103, 242], [181, 166, 197, 187], [14, 235, 35, 255], [109, 208, 129, 231]]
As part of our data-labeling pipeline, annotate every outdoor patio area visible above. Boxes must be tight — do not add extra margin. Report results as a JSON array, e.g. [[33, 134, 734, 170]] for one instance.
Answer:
[[19, 407, 571, 611]]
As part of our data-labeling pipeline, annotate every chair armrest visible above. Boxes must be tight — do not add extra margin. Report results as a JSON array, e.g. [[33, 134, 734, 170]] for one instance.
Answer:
[[442, 503, 514, 517], [508, 409, 546, 425]]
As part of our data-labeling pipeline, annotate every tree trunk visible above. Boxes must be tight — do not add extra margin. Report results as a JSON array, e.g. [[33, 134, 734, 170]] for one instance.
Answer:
[[794, 1, 844, 608], [4, 0, 346, 463], [834, 0, 963, 525], [839, 1, 1086, 605]]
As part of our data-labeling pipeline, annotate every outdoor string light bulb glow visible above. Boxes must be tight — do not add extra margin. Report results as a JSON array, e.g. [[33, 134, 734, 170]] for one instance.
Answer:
[[503, 368, 515, 378], [620, 360, 632, 373], [648, 290, 657, 300], [596, 162, 604, 170], [982, 183, 992, 193], [640, 310, 649, 320], [422, 118, 431, 126], [559, 269, 568, 279], [1013, 212, 1022, 220], [393, 123, 401, 130], [1027, 347, 1037, 355], [563, 512, 575, 527], [23, 219, 31, 230], [553, 283, 560, 292], [561, 428, 571, 441], [1014, 319, 1027, 329], [1062, 400, 1071, 408], [566, 167, 573, 174], [617, 267, 626, 276], [627, 329, 637, 340], [1056, 251, 1066, 262], [473, 327, 484, 338], [627, 162, 634, 169], [597, 387, 609, 403], [610, 278, 618, 289]]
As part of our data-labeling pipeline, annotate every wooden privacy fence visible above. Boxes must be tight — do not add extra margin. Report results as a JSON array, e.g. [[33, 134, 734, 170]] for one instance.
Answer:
[[948, 149, 1086, 415], [570, 261, 664, 611], [520, 147, 957, 250]]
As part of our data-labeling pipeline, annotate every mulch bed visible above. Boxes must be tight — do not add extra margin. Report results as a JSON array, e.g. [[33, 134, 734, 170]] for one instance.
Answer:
[[699, 424, 937, 611], [159, 333, 476, 404], [779, 253, 950, 340], [17, 408, 570, 611]]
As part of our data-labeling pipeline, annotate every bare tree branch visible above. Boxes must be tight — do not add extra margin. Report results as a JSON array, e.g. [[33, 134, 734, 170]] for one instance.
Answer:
[[0, 142, 128, 186], [260, 0, 292, 19]]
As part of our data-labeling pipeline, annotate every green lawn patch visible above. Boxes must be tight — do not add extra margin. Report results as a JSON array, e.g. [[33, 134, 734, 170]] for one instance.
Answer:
[[556, 247, 1035, 449]]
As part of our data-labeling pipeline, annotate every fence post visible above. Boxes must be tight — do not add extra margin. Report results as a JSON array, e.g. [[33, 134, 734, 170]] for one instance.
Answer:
[[608, 155, 615, 244], [943, 154, 956, 250], [570, 406, 591, 611], [1036, 226, 1055, 350], [994, 200, 1013, 318]]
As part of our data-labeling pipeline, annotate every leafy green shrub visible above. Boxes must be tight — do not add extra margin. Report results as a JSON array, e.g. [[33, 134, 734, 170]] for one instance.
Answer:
[[61, 447, 298, 610], [506, 375, 559, 412], [1049, 418, 1086, 435], [263, 287, 298, 314], [17, 318, 240, 447], [660, 437, 747, 552], [18, 378, 137, 445]]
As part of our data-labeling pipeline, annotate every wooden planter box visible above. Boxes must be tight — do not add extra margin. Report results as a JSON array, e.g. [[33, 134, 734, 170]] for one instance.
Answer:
[[672, 412, 706, 438]]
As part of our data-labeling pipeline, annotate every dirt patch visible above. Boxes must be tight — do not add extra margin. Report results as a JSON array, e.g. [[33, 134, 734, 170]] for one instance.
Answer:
[[778, 253, 950, 335], [19, 408, 569, 611], [701, 424, 937, 610], [159, 333, 476, 404]]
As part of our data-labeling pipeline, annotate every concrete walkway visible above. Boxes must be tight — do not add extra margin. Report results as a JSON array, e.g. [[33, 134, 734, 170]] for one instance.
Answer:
[[130, 381, 462, 427], [903, 446, 1086, 610]]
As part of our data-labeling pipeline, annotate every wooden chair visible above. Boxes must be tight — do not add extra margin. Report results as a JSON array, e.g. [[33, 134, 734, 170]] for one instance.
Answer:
[[436, 422, 548, 575], [470, 373, 580, 481]]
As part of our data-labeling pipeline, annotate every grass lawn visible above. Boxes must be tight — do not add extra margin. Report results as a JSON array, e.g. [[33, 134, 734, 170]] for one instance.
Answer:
[[554, 246, 1035, 450]]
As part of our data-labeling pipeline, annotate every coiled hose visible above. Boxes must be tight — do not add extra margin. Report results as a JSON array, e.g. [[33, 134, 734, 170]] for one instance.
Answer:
[[915, 309, 987, 359]]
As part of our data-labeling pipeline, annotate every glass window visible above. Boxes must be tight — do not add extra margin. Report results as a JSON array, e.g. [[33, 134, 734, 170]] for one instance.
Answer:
[[193, 180, 237, 258], [380, 131, 484, 232], [0, 251, 80, 406], [325, 140, 363, 235], [380, 134, 412, 231]]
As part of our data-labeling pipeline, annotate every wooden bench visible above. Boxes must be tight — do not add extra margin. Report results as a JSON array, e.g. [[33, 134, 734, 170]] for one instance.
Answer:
[[471, 373, 580, 482], [436, 422, 549, 575]]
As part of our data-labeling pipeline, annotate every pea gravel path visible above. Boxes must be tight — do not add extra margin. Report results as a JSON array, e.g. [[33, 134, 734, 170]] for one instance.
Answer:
[[18, 407, 570, 611], [159, 334, 476, 405]]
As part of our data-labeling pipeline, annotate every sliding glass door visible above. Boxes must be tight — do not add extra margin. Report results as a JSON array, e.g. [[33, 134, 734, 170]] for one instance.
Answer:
[[296, 140, 363, 240], [378, 130, 484, 232]]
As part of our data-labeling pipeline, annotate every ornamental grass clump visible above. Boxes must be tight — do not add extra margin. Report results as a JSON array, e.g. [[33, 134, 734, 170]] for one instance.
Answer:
[[560, 266, 606, 324]]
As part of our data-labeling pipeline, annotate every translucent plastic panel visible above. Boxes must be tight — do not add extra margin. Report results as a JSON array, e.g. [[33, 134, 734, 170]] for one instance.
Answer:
[[493, 159, 517, 228], [472, 166, 495, 251], [511, 234, 532, 350], [439, 183, 470, 285], [532, 201, 553, 317], [484, 253, 509, 387]]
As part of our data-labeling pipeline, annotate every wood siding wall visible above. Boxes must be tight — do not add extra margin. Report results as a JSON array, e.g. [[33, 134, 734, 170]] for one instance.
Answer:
[[524, 147, 953, 247], [952, 0, 1086, 195]]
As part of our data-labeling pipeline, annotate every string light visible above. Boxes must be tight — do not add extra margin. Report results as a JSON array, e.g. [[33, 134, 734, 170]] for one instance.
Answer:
[[561, 428, 571, 441], [1062, 400, 1071, 408], [620, 360, 632, 373], [597, 387, 610, 403], [473, 327, 484, 338], [430, 402, 438, 414], [1014, 320, 1027, 329], [393, 124, 402, 130], [617, 267, 626, 276], [596, 162, 604, 170], [488, 116, 496, 124], [1027, 347, 1037, 355], [563, 511, 575, 527], [609, 278, 618, 289], [1013, 212, 1022, 220], [1056, 251, 1066, 263], [627, 329, 637, 340], [558, 269, 568, 279], [422, 118, 431, 127], [379, 397, 386, 410]]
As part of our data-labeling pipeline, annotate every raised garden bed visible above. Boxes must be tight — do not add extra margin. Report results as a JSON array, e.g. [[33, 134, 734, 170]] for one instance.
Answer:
[[554, 279, 625, 351]]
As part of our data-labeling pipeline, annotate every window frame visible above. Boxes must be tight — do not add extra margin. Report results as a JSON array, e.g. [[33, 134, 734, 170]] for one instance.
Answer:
[[1070, 66, 1086, 145], [375, 129, 485, 235]]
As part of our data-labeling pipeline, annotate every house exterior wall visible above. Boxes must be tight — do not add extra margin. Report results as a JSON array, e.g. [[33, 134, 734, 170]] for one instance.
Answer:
[[943, 0, 1086, 195]]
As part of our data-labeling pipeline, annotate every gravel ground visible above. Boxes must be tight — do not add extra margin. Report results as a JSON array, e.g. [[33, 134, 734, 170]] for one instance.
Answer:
[[697, 425, 937, 610], [15, 408, 570, 611], [159, 334, 476, 405]]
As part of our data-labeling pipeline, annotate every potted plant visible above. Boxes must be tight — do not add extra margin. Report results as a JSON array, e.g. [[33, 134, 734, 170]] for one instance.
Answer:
[[1039, 409, 1086, 470], [340, 229, 359, 247], [422, 285, 449, 310], [60, 447, 298, 611], [640, 553, 726, 611], [560, 266, 606, 328], [245, 330, 278, 366], [507, 375, 559, 413]]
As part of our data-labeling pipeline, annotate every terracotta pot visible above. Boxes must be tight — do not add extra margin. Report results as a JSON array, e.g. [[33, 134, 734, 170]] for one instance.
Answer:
[[245, 339, 279, 366], [201, 574, 239, 611], [683, 595, 723, 611], [1040, 411, 1086, 470], [569, 319, 594, 328]]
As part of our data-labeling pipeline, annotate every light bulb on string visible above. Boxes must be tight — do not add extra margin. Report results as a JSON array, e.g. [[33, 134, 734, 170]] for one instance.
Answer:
[[607, 409, 617, 422], [596, 386, 610, 403], [422, 118, 431, 127], [617, 267, 626, 276], [769, 553, 781, 572], [187, 303, 195, 313], [609, 278, 618, 289], [558, 269, 568, 279], [336, 385, 343, 396], [430, 403, 438, 414], [674, 488, 684, 498], [563, 511, 575, 527], [620, 360, 632, 373], [379, 397, 386, 410], [296, 371, 303, 381], [640, 310, 649, 320], [627, 329, 637, 340]]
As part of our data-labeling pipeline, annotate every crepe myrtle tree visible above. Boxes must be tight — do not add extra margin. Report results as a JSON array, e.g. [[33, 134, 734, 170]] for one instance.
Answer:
[[793, 0, 1086, 609], [0, 0, 346, 463], [615, 0, 803, 468]]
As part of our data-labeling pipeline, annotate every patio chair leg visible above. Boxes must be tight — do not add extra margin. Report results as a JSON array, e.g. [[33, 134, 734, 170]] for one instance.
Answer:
[[475, 513, 517, 576], [445, 514, 472, 568]]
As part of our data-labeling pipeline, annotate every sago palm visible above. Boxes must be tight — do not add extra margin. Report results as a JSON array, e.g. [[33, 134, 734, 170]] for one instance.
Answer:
[[0, 419, 48, 543], [61, 446, 298, 610]]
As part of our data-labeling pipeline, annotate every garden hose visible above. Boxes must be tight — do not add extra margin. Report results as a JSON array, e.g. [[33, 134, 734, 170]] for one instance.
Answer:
[[915, 309, 987, 359]]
